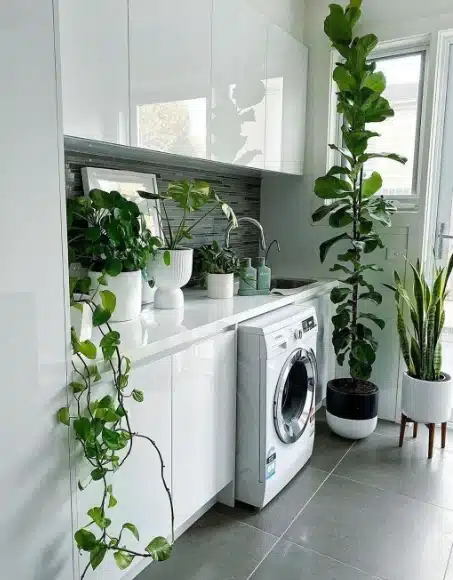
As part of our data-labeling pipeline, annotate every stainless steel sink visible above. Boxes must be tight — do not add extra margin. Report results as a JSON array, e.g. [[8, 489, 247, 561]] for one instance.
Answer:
[[271, 277, 317, 290]]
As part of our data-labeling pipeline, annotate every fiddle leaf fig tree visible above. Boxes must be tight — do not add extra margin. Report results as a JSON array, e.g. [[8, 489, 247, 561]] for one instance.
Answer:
[[312, 0, 407, 381]]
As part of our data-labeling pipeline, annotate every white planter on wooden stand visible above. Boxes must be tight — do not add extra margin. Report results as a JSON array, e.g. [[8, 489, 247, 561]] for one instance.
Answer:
[[402, 372, 453, 423], [89, 270, 142, 322], [207, 273, 234, 299], [148, 248, 193, 310]]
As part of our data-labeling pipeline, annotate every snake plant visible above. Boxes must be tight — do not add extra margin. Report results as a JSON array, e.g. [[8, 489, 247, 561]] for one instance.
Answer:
[[387, 254, 453, 381]]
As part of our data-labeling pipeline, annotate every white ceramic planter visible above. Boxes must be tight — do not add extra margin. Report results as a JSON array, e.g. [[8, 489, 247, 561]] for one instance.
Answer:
[[89, 270, 142, 322], [148, 248, 193, 309], [402, 372, 453, 423], [207, 273, 234, 299]]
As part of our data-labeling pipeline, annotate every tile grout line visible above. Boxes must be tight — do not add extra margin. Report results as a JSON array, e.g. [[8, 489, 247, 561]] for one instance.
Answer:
[[443, 543, 453, 580], [245, 440, 357, 579]]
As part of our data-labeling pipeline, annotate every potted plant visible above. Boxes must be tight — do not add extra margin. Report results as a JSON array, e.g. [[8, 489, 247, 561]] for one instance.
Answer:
[[387, 256, 453, 429], [67, 189, 161, 322], [198, 241, 241, 299], [312, 0, 407, 439], [139, 180, 237, 309]]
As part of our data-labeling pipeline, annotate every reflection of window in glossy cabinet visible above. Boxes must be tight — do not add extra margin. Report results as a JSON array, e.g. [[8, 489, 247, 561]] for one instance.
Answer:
[[59, 0, 129, 144], [211, 0, 267, 169], [265, 24, 308, 175], [129, 0, 212, 160]]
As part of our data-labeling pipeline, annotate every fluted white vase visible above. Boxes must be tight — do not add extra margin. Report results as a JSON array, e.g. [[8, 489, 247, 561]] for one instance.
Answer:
[[148, 248, 193, 309]]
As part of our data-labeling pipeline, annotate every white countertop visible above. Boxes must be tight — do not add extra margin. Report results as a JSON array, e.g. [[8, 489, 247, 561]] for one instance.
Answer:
[[88, 280, 336, 365]]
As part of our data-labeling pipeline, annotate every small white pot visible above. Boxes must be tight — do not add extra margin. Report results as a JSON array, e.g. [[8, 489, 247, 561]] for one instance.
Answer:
[[402, 371, 453, 423], [148, 248, 193, 310], [70, 299, 92, 341], [207, 273, 234, 299], [89, 270, 142, 322]]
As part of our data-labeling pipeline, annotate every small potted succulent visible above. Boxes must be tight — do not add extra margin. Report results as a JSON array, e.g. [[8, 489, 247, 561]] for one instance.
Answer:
[[67, 189, 161, 322], [387, 255, 453, 427], [199, 241, 241, 299], [139, 180, 237, 309]]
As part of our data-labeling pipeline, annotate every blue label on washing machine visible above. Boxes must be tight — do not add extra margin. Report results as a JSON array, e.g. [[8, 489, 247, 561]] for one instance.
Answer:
[[266, 447, 276, 479]]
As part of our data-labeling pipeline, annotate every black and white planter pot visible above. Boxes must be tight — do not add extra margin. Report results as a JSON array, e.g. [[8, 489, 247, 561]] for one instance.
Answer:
[[326, 378, 379, 440]]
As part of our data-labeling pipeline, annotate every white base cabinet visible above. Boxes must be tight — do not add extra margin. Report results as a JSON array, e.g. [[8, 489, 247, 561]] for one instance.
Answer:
[[75, 357, 173, 580], [172, 330, 236, 528]]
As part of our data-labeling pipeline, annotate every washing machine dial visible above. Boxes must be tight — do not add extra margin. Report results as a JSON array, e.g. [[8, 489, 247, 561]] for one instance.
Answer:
[[298, 329, 303, 339], [293, 329, 299, 340]]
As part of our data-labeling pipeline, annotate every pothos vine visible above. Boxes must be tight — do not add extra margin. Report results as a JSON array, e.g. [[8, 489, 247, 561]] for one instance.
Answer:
[[57, 277, 174, 577]]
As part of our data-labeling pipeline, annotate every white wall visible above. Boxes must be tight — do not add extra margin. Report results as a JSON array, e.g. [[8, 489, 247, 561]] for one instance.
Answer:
[[261, 0, 453, 420], [0, 1, 73, 578], [247, 0, 305, 41]]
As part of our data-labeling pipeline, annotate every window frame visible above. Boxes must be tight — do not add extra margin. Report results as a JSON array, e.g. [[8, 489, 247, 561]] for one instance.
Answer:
[[327, 35, 430, 211]]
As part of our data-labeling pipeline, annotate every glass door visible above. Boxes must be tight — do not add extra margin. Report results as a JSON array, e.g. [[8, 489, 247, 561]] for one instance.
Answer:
[[434, 44, 453, 418]]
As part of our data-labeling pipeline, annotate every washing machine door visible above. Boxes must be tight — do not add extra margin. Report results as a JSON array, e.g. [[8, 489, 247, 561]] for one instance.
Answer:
[[273, 348, 317, 444]]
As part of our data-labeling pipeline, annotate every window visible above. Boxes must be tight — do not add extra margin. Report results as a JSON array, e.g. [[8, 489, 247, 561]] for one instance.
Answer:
[[366, 52, 425, 196]]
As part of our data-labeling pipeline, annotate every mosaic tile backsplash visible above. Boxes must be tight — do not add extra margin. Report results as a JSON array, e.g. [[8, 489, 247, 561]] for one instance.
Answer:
[[65, 150, 262, 259]]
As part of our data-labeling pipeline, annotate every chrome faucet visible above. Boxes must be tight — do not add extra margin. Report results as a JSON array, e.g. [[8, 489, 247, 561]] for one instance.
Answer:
[[225, 217, 267, 251]]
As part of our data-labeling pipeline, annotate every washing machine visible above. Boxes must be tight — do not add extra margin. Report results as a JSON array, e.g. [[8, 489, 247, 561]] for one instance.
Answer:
[[236, 305, 318, 508]]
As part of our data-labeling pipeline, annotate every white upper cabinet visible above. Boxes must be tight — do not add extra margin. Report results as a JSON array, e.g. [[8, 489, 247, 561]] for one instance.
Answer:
[[265, 23, 308, 174], [129, 0, 212, 159], [172, 331, 236, 529], [211, 0, 267, 169], [58, 0, 129, 144]]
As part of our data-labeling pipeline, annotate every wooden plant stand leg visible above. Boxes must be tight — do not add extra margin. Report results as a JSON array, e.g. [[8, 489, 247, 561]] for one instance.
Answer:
[[413, 422, 418, 438], [442, 422, 447, 449], [399, 413, 407, 448], [428, 424, 435, 459]]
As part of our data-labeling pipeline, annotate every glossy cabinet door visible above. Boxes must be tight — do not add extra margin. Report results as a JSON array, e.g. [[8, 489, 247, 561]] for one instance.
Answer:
[[172, 330, 236, 529], [75, 357, 173, 579], [211, 0, 267, 168], [129, 0, 212, 159], [58, 0, 129, 144], [265, 23, 308, 174]]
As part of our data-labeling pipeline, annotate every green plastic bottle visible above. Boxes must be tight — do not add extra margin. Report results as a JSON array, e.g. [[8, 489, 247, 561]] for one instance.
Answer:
[[255, 257, 271, 291], [239, 258, 257, 295]]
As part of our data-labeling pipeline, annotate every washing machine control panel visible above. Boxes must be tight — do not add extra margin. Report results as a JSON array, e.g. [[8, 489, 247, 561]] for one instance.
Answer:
[[302, 316, 317, 333]]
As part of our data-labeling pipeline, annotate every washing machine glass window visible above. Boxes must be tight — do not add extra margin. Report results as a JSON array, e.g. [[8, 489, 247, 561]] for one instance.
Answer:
[[274, 348, 316, 444]]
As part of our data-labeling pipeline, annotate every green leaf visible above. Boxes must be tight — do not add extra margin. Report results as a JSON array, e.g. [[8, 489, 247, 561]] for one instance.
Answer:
[[145, 537, 173, 561], [132, 389, 144, 403], [114, 551, 135, 570], [352, 341, 376, 364], [90, 544, 107, 571], [71, 381, 86, 394], [85, 226, 101, 242], [359, 291, 382, 305], [333, 66, 356, 91], [359, 313, 385, 330], [74, 417, 91, 441], [92, 306, 111, 327], [359, 152, 407, 165], [314, 175, 352, 199], [320, 233, 349, 263], [104, 258, 122, 277], [91, 468, 107, 481], [362, 71, 386, 93], [122, 523, 140, 541], [332, 309, 350, 329], [324, 4, 352, 46], [75, 529, 98, 552], [78, 340, 97, 360], [312, 201, 346, 223], [362, 172, 382, 198], [108, 493, 118, 509], [327, 165, 351, 177], [331, 287, 351, 304], [99, 290, 116, 314], [56, 407, 70, 426], [329, 207, 353, 228], [163, 250, 171, 266], [357, 33, 378, 56], [349, 354, 373, 380], [103, 428, 122, 450]]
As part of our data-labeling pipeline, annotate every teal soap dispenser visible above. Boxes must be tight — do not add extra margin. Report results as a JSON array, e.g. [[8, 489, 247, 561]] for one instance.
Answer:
[[239, 258, 257, 295], [256, 257, 271, 292]]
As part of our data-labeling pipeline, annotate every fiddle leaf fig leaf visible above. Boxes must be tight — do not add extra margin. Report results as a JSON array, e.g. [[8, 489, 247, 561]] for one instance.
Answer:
[[320, 233, 350, 263], [331, 287, 351, 304], [362, 71, 386, 93], [362, 171, 383, 198], [359, 313, 386, 330], [314, 175, 352, 199]]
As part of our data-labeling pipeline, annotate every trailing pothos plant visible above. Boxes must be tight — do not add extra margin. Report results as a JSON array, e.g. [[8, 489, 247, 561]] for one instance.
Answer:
[[138, 179, 237, 263], [58, 193, 174, 578], [312, 0, 407, 381]]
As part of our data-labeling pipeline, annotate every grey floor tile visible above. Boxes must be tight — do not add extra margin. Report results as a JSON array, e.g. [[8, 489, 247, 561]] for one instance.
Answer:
[[215, 465, 328, 536], [309, 412, 355, 472], [136, 510, 276, 580], [374, 418, 401, 437], [250, 539, 380, 579], [283, 475, 453, 580], [334, 430, 453, 510]]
